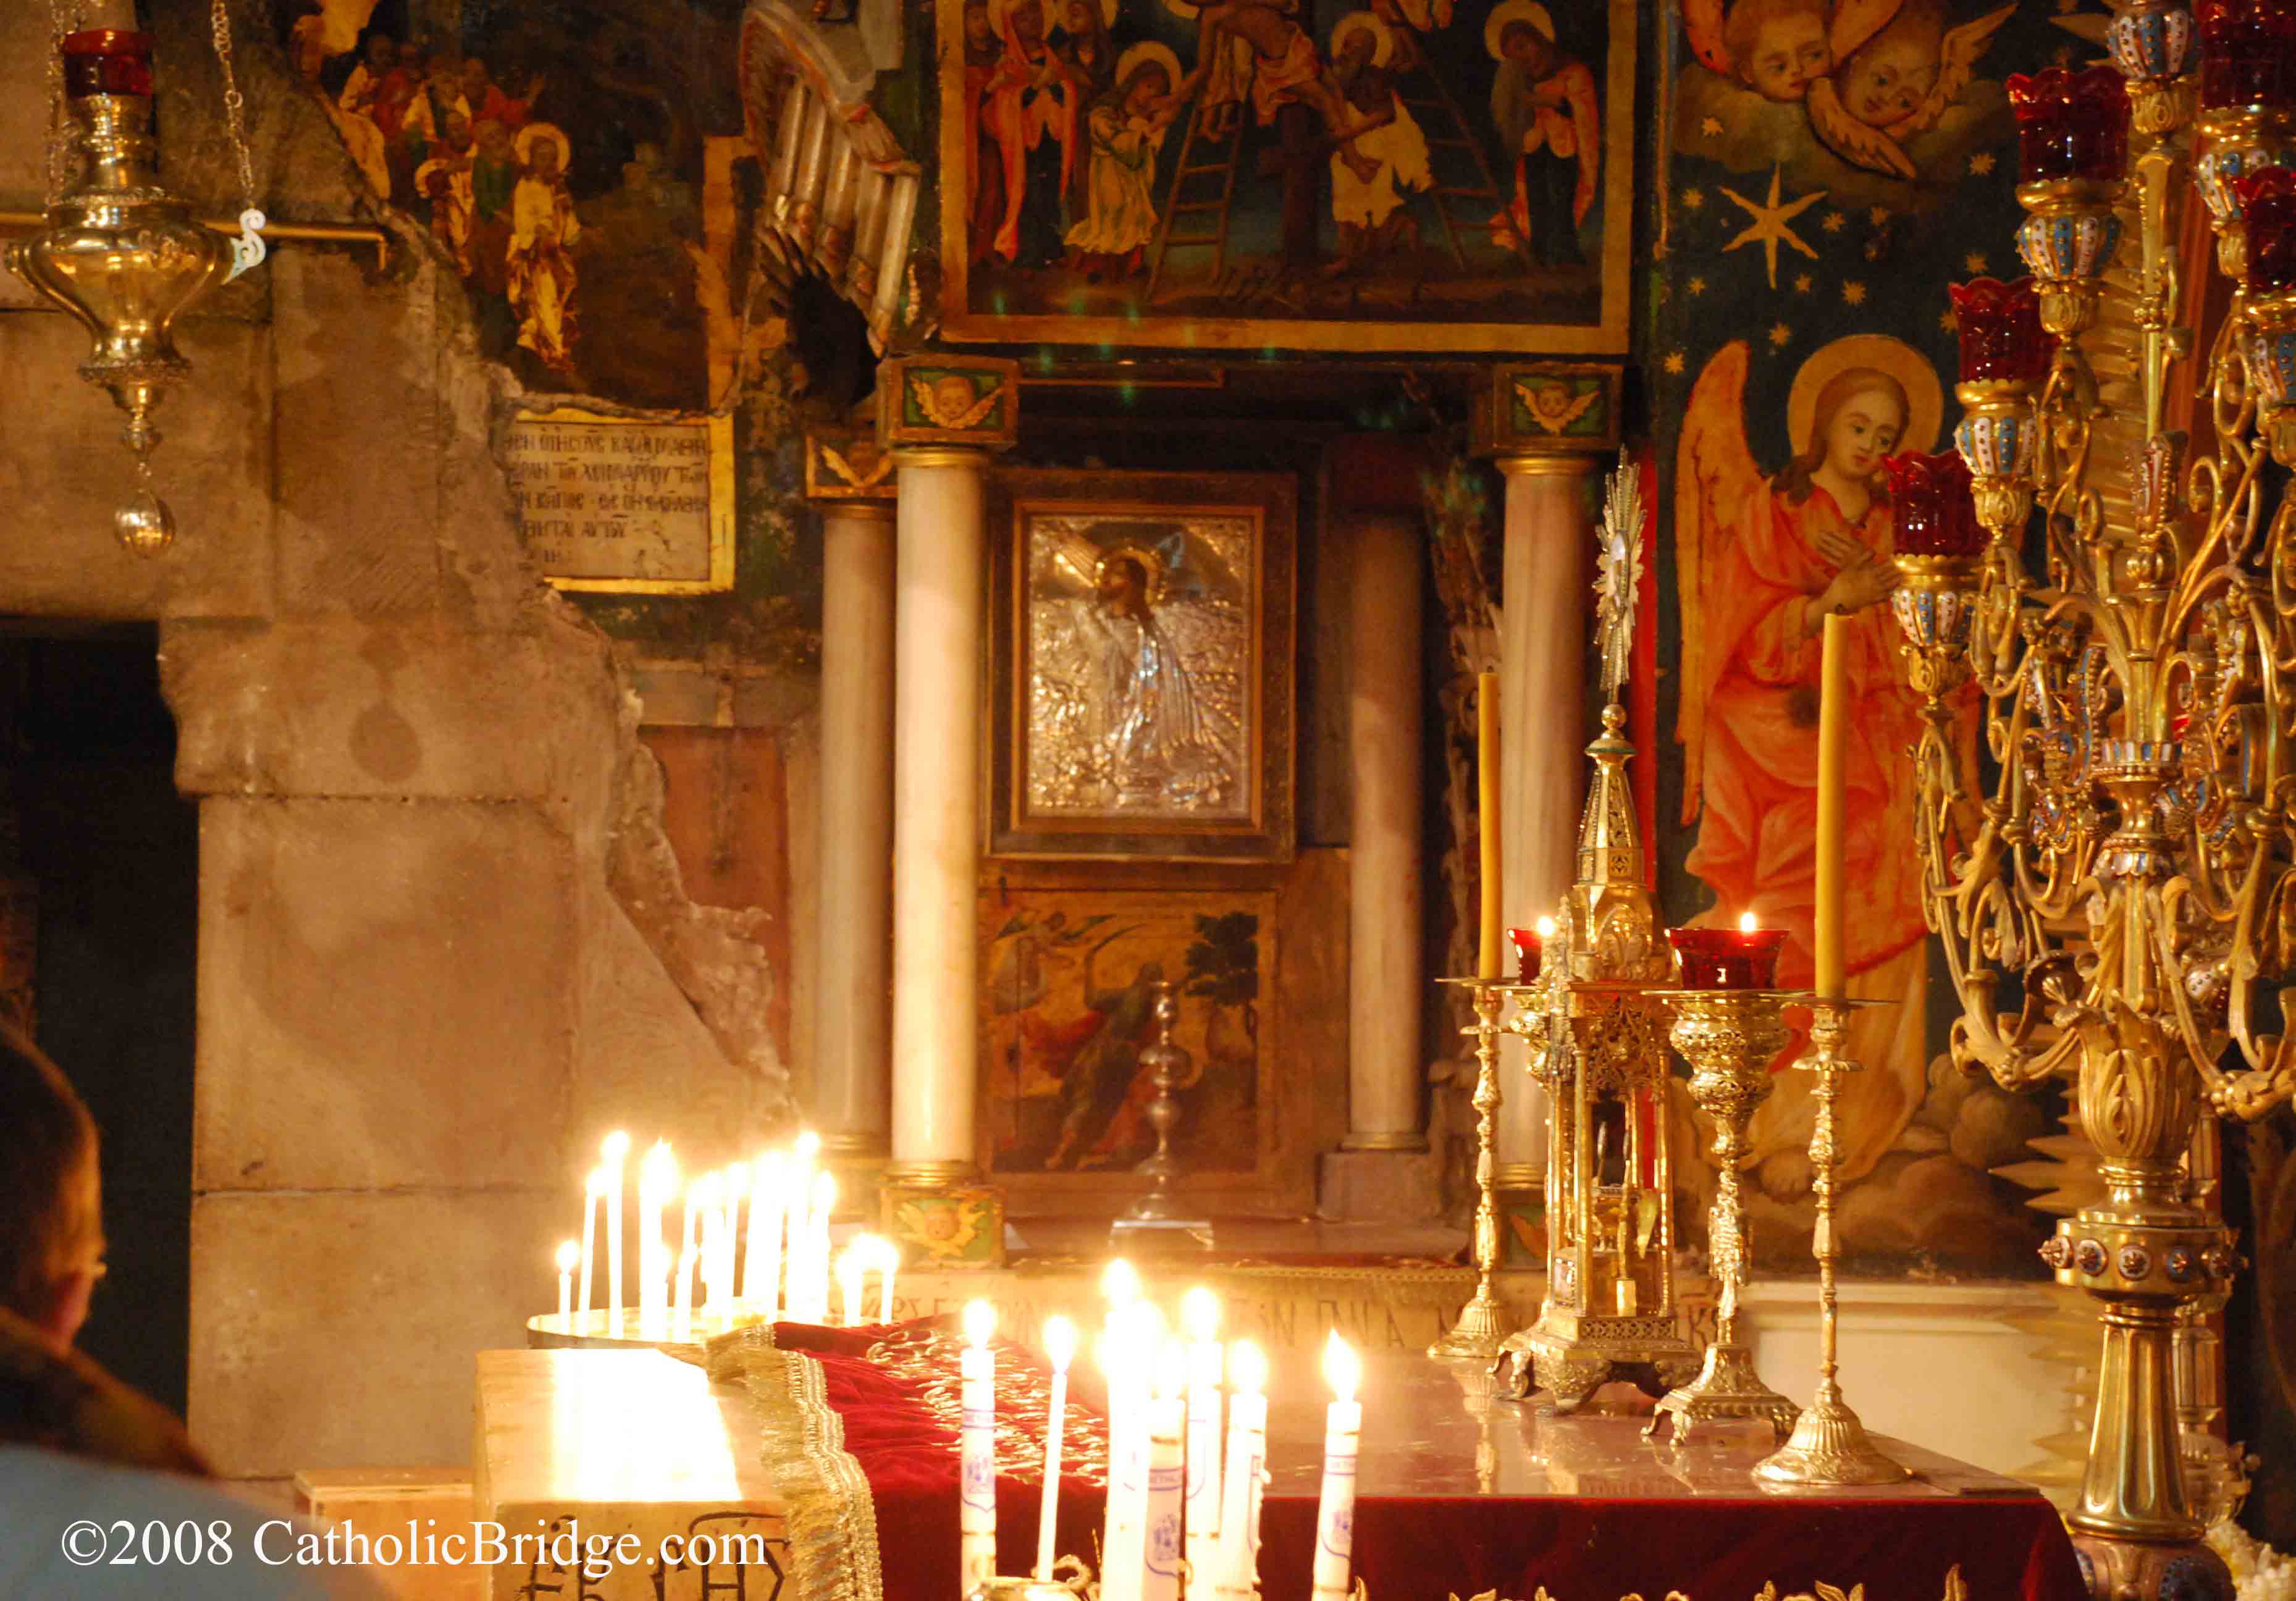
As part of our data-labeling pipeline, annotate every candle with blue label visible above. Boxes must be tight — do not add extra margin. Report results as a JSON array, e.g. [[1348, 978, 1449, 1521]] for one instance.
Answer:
[[961, 1300, 998, 1596], [1311, 1334, 1362, 1601], [1100, 1297, 1161, 1601], [1035, 1316, 1079, 1582], [1142, 1343, 1188, 1601], [1180, 1290, 1224, 1601], [1216, 1342, 1268, 1601]]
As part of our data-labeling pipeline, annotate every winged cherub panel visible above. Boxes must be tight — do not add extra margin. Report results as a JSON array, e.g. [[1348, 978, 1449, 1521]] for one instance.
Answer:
[[1670, 336, 2045, 1269], [1674, 0, 2014, 209]]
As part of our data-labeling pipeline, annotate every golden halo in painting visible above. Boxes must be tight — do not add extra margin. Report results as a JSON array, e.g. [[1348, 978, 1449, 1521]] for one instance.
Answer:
[[1114, 40, 1184, 93], [1484, 0, 1554, 58], [1785, 334, 1944, 459], [1095, 544, 1168, 605], [514, 120, 572, 173], [1331, 10, 1395, 66]]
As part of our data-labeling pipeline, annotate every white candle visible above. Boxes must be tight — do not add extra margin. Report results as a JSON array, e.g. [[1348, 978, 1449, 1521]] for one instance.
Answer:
[[862, 1233, 900, 1324], [637, 1140, 675, 1340], [1143, 1343, 1188, 1601], [718, 1163, 745, 1318], [674, 1245, 698, 1343], [961, 1300, 999, 1596], [1217, 1342, 1269, 1601], [1100, 1300, 1161, 1601], [805, 1171, 837, 1322], [556, 1240, 578, 1324], [746, 1151, 786, 1309], [678, 1177, 705, 1329], [1180, 1289, 1224, 1601], [838, 1248, 865, 1327], [602, 1132, 630, 1337], [1036, 1316, 1077, 1581], [578, 1169, 603, 1321], [1311, 1335, 1363, 1601], [696, 1174, 723, 1324]]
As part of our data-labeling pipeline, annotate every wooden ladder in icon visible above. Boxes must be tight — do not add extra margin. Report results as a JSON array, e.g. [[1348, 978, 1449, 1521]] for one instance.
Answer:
[[1391, 54, 1534, 272], [1143, 106, 1247, 302]]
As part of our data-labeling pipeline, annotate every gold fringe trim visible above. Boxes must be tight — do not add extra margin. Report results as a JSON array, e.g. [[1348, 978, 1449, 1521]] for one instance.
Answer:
[[713, 1328, 886, 1601]]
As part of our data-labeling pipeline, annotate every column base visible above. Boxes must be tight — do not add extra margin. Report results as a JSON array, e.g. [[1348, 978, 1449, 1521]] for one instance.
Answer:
[[1341, 1130, 1430, 1152], [817, 1131, 889, 1160], [880, 1175, 1006, 1270], [1319, 1146, 1443, 1223]]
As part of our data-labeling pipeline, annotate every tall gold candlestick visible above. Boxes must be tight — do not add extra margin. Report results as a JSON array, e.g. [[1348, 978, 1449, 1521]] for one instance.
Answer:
[[1646, 987, 1799, 1444], [1430, 979, 1515, 1358], [1757, 997, 1910, 1485]]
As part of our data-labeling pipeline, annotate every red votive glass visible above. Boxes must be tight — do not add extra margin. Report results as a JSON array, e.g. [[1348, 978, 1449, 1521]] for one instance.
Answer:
[[1883, 451, 1985, 557], [1668, 925, 1788, 990], [2200, 0, 2296, 109], [2237, 168, 2296, 290], [2006, 67, 2130, 184], [1949, 277, 2051, 385], [60, 29, 154, 98], [1507, 927, 1544, 985]]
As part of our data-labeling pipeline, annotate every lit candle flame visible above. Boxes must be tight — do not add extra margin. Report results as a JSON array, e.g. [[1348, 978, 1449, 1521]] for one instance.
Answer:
[[812, 1170, 838, 1213], [1535, 914, 1555, 938], [1739, 910, 1759, 934], [556, 1240, 579, 1272], [1044, 1314, 1079, 1372], [602, 1130, 630, 1164], [963, 1299, 998, 1348], [1102, 1258, 1142, 1305], [1181, 1285, 1221, 1344], [794, 1129, 822, 1163], [1231, 1339, 1269, 1396], [1323, 1332, 1361, 1403]]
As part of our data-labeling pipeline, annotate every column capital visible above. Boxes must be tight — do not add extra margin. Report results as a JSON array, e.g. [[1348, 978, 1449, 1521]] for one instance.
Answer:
[[1473, 361, 1625, 465], [876, 353, 1021, 456], [804, 424, 897, 514]]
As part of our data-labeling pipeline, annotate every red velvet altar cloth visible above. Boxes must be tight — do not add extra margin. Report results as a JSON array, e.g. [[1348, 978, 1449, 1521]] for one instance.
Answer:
[[767, 1322, 2085, 1601]]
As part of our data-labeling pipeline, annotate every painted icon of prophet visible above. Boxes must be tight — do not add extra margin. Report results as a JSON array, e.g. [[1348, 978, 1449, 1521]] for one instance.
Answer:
[[1025, 518, 1251, 822]]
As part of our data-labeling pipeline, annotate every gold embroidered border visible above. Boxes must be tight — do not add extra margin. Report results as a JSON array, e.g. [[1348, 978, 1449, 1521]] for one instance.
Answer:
[[712, 1330, 885, 1601]]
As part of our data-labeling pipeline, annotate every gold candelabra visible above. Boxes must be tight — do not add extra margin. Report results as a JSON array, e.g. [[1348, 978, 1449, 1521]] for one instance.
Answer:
[[1429, 978, 1516, 1359], [1881, 13, 2296, 1597]]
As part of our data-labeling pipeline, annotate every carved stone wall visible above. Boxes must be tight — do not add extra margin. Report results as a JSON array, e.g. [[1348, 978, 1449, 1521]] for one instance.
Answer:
[[0, 4, 788, 1476]]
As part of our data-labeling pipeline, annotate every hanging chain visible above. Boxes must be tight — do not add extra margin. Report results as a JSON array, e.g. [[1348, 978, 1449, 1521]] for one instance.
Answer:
[[43, 0, 86, 206], [209, 0, 269, 280]]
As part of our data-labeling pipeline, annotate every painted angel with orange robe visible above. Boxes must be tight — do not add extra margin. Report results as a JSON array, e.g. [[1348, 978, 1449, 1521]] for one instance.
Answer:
[[1681, 0, 2012, 180], [1673, 336, 1940, 1195]]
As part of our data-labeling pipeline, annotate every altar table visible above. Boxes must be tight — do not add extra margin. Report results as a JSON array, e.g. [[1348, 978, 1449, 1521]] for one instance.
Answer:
[[471, 1330, 2085, 1601]]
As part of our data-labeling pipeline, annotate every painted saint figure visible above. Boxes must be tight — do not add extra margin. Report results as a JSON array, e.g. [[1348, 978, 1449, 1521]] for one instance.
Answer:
[[1486, 0, 1599, 266], [1064, 44, 1206, 279], [1675, 335, 1941, 1194], [982, 0, 1079, 266], [1327, 13, 1431, 269], [508, 122, 581, 376]]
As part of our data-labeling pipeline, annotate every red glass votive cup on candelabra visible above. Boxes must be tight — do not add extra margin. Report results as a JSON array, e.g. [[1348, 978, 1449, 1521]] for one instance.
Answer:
[[1668, 924, 1788, 991], [1883, 451, 1985, 559], [1949, 278, 2051, 387], [2199, 0, 2296, 110], [2006, 66, 2131, 186], [1507, 926, 1543, 985], [2237, 167, 2296, 292], [60, 29, 155, 98]]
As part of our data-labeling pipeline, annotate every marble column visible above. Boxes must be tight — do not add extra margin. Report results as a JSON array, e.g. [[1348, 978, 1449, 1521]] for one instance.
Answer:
[[1493, 454, 1597, 1186], [875, 358, 1019, 1229], [804, 430, 897, 1158], [1344, 511, 1426, 1152]]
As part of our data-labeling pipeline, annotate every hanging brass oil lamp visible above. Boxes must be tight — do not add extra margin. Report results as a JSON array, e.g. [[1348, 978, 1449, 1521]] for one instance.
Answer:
[[7, 25, 266, 557]]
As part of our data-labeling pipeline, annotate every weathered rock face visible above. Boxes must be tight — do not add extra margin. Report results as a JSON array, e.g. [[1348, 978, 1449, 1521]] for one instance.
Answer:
[[0, 2, 788, 1474]]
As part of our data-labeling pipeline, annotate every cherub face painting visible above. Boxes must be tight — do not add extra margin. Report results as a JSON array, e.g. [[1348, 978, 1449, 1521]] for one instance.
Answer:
[[1725, 0, 1832, 101], [1836, 0, 1943, 127]]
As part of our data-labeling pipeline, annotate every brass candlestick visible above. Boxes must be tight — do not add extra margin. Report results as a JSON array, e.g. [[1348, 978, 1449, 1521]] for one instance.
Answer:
[[1646, 987, 1799, 1444], [1757, 996, 1909, 1485], [1113, 980, 1212, 1245], [1430, 979, 1515, 1359]]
